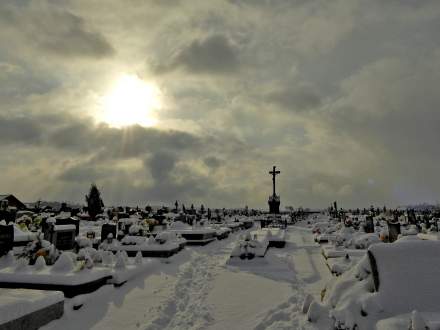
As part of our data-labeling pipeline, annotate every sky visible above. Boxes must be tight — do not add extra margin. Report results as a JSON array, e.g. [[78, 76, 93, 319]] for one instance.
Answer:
[[1, 0, 440, 209]]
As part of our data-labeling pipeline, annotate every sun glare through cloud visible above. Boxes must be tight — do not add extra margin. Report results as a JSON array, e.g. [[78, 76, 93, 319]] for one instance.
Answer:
[[99, 74, 161, 128]]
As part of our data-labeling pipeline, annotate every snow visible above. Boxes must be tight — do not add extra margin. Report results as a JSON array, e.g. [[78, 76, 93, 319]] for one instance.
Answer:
[[0, 289, 63, 324], [12, 223, 38, 242], [0, 252, 112, 285], [6, 213, 438, 330], [53, 224, 76, 231], [35, 217, 336, 330], [370, 240, 440, 314]]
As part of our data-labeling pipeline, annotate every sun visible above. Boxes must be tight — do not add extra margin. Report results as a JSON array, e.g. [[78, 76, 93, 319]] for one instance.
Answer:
[[100, 74, 161, 128]]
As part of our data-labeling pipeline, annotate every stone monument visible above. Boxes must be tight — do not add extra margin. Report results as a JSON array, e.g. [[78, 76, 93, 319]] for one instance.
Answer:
[[268, 166, 281, 214]]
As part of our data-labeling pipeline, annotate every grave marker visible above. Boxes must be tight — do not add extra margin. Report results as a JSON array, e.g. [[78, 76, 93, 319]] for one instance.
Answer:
[[101, 223, 117, 242], [388, 221, 401, 243], [0, 224, 13, 256], [52, 225, 76, 250]]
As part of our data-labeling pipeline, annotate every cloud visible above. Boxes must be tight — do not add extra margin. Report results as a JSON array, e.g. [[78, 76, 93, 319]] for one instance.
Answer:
[[265, 83, 322, 112], [0, 1, 114, 59], [1, 0, 440, 208], [203, 156, 223, 169], [58, 163, 111, 183], [153, 34, 239, 75], [0, 115, 42, 144]]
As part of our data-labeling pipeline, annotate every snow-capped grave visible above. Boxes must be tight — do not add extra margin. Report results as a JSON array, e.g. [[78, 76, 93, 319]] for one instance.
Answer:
[[0, 288, 64, 329], [103, 233, 182, 258], [305, 239, 440, 329], [168, 221, 217, 245], [107, 251, 160, 286], [368, 240, 440, 314], [0, 251, 112, 298], [230, 231, 269, 259], [256, 227, 286, 248]]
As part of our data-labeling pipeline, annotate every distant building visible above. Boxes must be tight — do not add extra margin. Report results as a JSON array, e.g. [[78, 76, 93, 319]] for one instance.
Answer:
[[0, 194, 26, 210]]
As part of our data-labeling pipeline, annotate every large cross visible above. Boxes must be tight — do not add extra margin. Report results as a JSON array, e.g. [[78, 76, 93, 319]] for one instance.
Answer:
[[269, 166, 281, 196]]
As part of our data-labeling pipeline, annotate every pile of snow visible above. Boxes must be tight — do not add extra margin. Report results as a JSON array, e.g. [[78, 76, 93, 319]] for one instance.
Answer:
[[109, 252, 159, 285], [230, 232, 269, 259], [168, 221, 191, 230], [305, 240, 440, 329], [121, 235, 146, 245], [12, 223, 38, 242], [350, 233, 381, 249]]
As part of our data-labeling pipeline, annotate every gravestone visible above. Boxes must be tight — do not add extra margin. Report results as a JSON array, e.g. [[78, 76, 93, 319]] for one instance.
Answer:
[[0, 224, 13, 256], [101, 223, 117, 242], [56, 217, 79, 236], [388, 221, 401, 243], [364, 216, 375, 233], [52, 225, 76, 250]]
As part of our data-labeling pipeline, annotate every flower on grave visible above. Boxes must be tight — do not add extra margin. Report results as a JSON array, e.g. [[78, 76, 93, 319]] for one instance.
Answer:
[[18, 235, 59, 266]]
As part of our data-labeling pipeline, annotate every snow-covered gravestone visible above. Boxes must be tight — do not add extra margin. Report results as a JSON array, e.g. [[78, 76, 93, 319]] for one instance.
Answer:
[[101, 223, 117, 242], [0, 223, 13, 256]]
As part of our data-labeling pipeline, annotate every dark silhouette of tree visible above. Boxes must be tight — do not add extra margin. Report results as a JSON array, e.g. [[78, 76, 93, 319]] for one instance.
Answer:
[[85, 184, 104, 221]]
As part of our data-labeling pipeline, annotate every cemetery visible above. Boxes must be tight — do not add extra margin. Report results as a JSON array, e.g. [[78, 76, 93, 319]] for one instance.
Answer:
[[2, 175, 440, 329]]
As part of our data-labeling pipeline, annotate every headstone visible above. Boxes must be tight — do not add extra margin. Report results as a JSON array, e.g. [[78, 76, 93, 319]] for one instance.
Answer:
[[388, 221, 401, 243], [56, 217, 79, 236], [0, 224, 13, 256], [101, 223, 117, 242], [364, 216, 375, 233], [52, 225, 76, 250]]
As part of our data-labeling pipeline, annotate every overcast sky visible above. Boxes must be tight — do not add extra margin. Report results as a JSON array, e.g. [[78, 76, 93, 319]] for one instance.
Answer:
[[1, 0, 440, 209]]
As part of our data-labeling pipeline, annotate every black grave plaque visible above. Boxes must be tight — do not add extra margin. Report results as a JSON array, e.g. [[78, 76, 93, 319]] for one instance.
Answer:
[[101, 224, 117, 242], [0, 225, 13, 256], [388, 222, 401, 243], [364, 216, 375, 233], [55, 230, 75, 250]]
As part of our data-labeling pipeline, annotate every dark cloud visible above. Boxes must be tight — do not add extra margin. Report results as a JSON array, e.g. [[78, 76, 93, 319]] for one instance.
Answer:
[[204, 156, 223, 169], [47, 121, 200, 159], [58, 163, 110, 183], [147, 151, 178, 181], [153, 35, 239, 75], [0, 115, 42, 144], [39, 11, 115, 59], [266, 84, 322, 111]]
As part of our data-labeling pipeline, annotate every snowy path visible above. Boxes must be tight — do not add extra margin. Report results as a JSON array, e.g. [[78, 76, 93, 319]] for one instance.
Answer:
[[42, 226, 331, 330], [145, 241, 234, 330]]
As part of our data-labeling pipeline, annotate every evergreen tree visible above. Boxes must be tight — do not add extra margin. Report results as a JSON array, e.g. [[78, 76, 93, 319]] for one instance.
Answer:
[[85, 184, 104, 221]]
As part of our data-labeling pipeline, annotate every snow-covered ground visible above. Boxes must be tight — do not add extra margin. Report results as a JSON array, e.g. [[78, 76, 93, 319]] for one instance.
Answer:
[[42, 224, 330, 330]]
